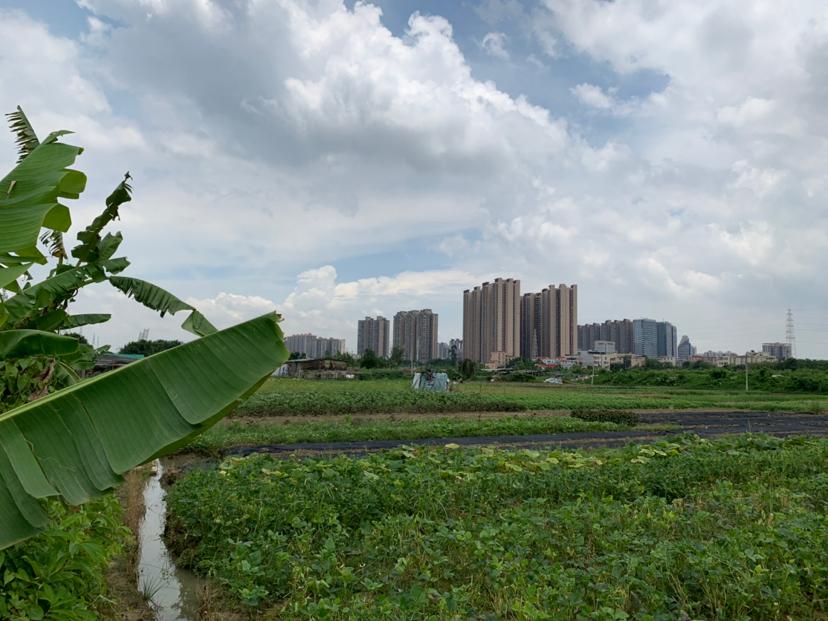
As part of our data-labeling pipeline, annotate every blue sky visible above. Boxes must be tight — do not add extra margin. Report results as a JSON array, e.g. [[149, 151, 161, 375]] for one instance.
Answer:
[[1, 0, 826, 355]]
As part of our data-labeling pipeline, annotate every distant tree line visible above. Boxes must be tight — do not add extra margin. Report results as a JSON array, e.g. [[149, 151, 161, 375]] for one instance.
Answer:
[[120, 339, 183, 356]]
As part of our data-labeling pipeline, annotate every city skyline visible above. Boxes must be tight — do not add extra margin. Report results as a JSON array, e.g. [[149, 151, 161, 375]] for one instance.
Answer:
[[282, 285, 796, 360]]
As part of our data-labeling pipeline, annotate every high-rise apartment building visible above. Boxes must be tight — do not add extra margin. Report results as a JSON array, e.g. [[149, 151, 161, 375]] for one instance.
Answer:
[[520, 284, 578, 359], [357, 316, 389, 357], [463, 278, 521, 364], [677, 335, 696, 362], [520, 292, 542, 359], [284, 333, 346, 358], [633, 319, 677, 359], [633, 319, 659, 358], [762, 342, 792, 360], [578, 319, 634, 353], [657, 321, 678, 358], [393, 309, 438, 363], [449, 338, 463, 361]]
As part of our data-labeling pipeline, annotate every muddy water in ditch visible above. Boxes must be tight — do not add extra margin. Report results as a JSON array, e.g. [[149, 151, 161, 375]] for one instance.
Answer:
[[137, 460, 204, 621]]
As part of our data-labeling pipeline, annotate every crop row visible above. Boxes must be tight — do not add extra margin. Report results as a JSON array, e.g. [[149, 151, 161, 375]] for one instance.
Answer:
[[167, 435, 828, 619], [236, 378, 828, 416], [186, 414, 628, 453]]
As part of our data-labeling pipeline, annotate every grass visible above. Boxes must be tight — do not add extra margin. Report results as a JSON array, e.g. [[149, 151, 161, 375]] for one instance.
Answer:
[[186, 413, 635, 453], [237, 378, 828, 417], [166, 434, 828, 619]]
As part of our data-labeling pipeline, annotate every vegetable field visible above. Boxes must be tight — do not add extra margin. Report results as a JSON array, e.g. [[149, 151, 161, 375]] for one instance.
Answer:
[[187, 413, 632, 453], [237, 378, 828, 417], [167, 435, 828, 620]]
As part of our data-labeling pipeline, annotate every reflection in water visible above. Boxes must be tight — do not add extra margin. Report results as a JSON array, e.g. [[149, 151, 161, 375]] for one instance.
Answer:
[[137, 460, 203, 621]]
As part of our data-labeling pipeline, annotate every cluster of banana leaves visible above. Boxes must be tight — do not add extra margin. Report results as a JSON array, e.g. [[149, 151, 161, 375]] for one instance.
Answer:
[[0, 108, 288, 549]]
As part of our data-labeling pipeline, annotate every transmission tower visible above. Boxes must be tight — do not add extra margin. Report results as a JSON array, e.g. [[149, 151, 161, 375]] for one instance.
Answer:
[[785, 309, 796, 358], [139, 328, 150, 341]]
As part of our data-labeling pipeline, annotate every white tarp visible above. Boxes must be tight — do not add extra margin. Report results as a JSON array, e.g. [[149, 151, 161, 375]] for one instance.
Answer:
[[412, 371, 449, 392]]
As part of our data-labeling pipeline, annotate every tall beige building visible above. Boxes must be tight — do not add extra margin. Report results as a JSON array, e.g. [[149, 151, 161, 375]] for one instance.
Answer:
[[357, 316, 389, 357], [520, 284, 578, 358], [462, 278, 521, 364], [393, 309, 438, 363]]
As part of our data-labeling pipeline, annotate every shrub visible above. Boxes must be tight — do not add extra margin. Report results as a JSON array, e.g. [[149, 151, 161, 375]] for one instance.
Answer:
[[0, 496, 128, 621]]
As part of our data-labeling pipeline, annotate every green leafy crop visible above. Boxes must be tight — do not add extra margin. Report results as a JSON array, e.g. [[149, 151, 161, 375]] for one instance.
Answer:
[[167, 435, 828, 619]]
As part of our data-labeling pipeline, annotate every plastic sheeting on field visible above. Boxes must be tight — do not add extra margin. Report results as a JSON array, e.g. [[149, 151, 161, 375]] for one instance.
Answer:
[[412, 371, 450, 392]]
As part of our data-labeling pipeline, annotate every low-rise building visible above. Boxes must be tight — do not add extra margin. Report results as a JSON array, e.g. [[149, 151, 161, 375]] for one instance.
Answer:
[[699, 350, 776, 366], [593, 340, 616, 353]]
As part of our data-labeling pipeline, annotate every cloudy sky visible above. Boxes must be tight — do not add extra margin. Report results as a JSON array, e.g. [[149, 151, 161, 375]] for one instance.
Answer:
[[2, 0, 827, 355]]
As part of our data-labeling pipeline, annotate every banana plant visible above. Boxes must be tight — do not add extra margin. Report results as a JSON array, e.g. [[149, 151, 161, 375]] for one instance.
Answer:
[[0, 108, 288, 549]]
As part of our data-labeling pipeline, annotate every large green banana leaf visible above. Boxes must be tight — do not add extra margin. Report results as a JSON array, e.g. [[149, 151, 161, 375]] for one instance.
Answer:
[[0, 312, 288, 549]]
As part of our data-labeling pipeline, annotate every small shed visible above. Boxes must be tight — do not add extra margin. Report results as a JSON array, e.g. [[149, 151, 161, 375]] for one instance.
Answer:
[[273, 358, 349, 379]]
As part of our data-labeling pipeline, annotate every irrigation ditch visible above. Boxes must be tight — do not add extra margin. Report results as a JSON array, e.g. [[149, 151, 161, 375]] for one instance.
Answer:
[[136, 461, 204, 621]]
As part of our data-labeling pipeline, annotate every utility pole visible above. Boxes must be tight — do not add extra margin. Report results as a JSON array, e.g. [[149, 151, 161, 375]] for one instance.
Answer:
[[745, 351, 749, 392]]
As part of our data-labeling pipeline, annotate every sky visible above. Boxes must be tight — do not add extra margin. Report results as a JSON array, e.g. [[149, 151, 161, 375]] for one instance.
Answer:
[[1, 0, 827, 356]]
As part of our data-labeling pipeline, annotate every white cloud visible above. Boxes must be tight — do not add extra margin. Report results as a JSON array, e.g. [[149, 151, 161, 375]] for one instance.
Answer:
[[185, 292, 277, 325], [481, 31, 510, 59], [571, 83, 613, 109], [280, 265, 479, 349], [2, 1, 827, 356]]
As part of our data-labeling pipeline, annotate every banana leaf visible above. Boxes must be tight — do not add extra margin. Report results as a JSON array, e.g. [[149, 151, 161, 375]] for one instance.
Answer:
[[109, 276, 217, 337], [0, 133, 84, 259], [0, 330, 79, 360], [1, 259, 128, 328], [0, 312, 288, 549], [61, 314, 111, 329]]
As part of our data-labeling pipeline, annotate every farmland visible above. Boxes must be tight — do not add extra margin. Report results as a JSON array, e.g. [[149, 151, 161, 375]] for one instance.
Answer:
[[187, 412, 638, 454], [237, 377, 828, 417], [166, 434, 828, 619]]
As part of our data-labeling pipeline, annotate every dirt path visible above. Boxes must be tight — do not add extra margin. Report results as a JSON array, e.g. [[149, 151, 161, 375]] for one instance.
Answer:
[[223, 410, 828, 457]]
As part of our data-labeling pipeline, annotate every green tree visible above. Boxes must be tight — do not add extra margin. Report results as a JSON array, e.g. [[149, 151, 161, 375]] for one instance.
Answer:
[[460, 358, 477, 380], [0, 108, 288, 550], [390, 346, 404, 366], [120, 338, 183, 356], [332, 351, 356, 365], [360, 348, 381, 369]]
